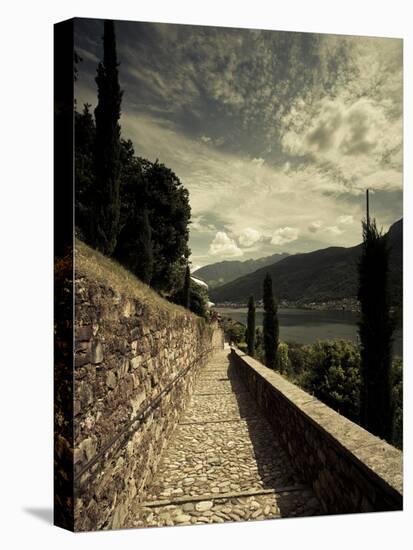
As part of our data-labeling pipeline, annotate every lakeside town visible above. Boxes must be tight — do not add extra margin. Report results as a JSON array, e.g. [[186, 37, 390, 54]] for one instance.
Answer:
[[214, 297, 360, 312]]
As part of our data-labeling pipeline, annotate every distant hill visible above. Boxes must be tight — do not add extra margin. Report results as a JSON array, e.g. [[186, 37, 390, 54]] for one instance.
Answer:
[[193, 253, 289, 288], [210, 219, 402, 306]]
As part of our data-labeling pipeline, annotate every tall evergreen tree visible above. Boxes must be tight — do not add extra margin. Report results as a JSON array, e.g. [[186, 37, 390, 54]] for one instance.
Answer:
[[247, 295, 256, 357], [75, 104, 95, 241], [92, 20, 123, 255], [182, 265, 191, 309], [263, 273, 279, 369], [135, 209, 154, 284], [358, 219, 394, 440]]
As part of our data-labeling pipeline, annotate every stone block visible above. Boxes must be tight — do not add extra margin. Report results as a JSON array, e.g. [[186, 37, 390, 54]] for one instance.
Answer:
[[131, 340, 138, 355], [195, 501, 213, 512], [111, 501, 128, 530], [130, 356, 142, 370], [130, 327, 140, 340], [80, 437, 97, 462], [74, 399, 81, 416], [76, 325, 92, 341], [106, 371, 117, 389], [90, 340, 103, 364], [130, 391, 146, 417], [75, 351, 90, 368], [77, 380, 93, 408], [117, 358, 129, 378]]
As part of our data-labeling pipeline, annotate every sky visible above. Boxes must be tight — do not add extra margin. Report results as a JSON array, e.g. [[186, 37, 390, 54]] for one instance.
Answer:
[[75, 18, 403, 269]]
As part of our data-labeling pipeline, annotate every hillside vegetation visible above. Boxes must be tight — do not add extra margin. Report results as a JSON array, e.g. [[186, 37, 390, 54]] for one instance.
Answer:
[[75, 239, 194, 320], [210, 219, 402, 306]]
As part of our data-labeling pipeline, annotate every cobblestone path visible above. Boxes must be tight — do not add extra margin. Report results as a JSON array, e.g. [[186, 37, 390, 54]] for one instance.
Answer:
[[130, 348, 321, 528]]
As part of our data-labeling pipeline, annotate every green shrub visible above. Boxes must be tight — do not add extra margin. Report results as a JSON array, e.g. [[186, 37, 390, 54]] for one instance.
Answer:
[[254, 327, 265, 363], [286, 341, 308, 379], [221, 318, 246, 345], [300, 340, 361, 423], [277, 342, 290, 375]]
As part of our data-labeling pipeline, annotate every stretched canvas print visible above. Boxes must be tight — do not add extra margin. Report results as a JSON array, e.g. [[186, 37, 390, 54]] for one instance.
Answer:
[[54, 17, 403, 532]]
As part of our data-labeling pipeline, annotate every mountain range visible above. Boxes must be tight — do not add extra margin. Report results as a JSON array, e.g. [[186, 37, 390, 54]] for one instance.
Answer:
[[193, 252, 289, 288], [209, 219, 402, 306]]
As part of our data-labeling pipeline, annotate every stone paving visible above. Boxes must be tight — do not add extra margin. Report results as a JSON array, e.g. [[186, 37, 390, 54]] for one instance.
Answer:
[[129, 347, 322, 528]]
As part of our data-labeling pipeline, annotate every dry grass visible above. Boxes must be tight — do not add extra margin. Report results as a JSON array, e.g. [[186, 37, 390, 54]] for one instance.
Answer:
[[75, 239, 194, 320]]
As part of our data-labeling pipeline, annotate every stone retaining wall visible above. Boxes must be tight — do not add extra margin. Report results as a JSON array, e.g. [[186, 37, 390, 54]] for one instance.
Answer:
[[231, 348, 402, 514], [73, 274, 223, 531]]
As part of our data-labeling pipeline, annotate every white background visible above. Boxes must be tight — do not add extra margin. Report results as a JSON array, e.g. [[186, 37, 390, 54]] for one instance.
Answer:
[[0, 0, 411, 548]]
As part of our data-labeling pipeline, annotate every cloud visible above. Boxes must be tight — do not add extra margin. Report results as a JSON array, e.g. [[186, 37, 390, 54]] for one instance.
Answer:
[[325, 225, 343, 236], [74, 21, 402, 264], [238, 227, 261, 248], [308, 221, 323, 233], [252, 157, 265, 167], [77, 47, 99, 64], [306, 103, 343, 152], [190, 215, 216, 233], [119, 112, 400, 261], [209, 231, 243, 257], [337, 215, 354, 226], [271, 227, 299, 246], [280, 96, 402, 195]]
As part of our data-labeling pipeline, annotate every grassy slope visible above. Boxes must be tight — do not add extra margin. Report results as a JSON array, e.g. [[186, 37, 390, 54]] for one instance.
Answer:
[[75, 239, 194, 320]]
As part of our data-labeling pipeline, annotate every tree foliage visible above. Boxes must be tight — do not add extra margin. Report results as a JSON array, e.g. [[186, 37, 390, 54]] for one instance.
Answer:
[[92, 20, 123, 255], [263, 273, 279, 369], [188, 283, 208, 318], [299, 340, 362, 422], [358, 219, 394, 440], [169, 279, 208, 318], [246, 295, 256, 357], [221, 318, 246, 345], [182, 265, 191, 309], [140, 159, 191, 292], [284, 338, 402, 448], [277, 342, 290, 375], [75, 104, 95, 241], [254, 327, 264, 362], [113, 140, 153, 283], [71, 21, 210, 316]]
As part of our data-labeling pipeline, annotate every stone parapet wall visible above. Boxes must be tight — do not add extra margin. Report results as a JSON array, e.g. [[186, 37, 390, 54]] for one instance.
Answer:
[[231, 348, 402, 514], [73, 273, 223, 531]]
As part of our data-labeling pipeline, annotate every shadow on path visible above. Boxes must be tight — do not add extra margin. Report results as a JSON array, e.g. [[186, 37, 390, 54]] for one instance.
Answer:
[[225, 351, 320, 517]]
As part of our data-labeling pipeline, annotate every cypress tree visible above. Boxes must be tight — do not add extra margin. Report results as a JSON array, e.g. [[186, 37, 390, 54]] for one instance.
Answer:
[[93, 20, 123, 255], [136, 209, 154, 284], [358, 219, 394, 440], [75, 104, 95, 241], [247, 295, 256, 357], [263, 273, 279, 369], [182, 265, 191, 309]]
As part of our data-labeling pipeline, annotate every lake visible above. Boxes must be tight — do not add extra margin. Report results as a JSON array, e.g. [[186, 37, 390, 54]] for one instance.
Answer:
[[215, 307, 402, 357]]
